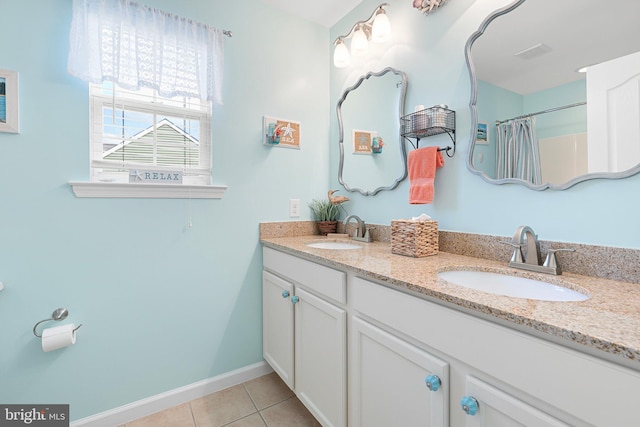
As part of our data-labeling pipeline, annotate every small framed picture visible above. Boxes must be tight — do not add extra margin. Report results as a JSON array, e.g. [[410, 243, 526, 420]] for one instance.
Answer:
[[476, 122, 488, 145], [352, 129, 377, 154], [0, 69, 19, 133], [263, 115, 301, 149]]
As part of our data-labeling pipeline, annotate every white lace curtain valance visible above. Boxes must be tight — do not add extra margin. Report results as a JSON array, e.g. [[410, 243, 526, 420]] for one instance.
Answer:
[[68, 0, 225, 104]]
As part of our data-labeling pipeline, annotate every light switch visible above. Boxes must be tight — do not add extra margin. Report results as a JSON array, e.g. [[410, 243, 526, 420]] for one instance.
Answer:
[[289, 199, 300, 217]]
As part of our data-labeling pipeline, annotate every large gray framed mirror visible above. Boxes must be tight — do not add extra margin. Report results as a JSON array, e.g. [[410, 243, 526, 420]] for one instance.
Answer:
[[337, 67, 407, 196], [466, 0, 640, 190]]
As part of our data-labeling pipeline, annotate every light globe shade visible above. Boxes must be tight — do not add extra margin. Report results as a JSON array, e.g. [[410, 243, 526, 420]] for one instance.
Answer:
[[372, 11, 391, 43], [351, 25, 369, 55], [334, 40, 350, 68]]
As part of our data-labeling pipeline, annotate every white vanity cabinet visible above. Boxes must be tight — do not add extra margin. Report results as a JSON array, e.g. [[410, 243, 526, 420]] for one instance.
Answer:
[[262, 271, 295, 387], [351, 276, 640, 427], [262, 247, 347, 427], [349, 316, 449, 427]]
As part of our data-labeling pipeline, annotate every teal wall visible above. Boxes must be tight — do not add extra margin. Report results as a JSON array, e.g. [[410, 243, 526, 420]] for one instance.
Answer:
[[330, 0, 640, 248], [0, 0, 328, 420], [525, 79, 587, 139]]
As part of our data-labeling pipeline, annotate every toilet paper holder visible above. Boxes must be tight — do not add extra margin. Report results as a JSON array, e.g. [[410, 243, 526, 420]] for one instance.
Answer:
[[33, 308, 83, 338]]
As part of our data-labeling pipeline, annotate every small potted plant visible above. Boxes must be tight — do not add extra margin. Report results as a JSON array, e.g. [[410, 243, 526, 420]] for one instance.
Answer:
[[308, 198, 341, 235]]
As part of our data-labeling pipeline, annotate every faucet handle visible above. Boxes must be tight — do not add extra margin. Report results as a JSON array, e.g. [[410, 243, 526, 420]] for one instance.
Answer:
[[501, 241, 524, 263], [543, 248, 575, 269], [352, 226, 361, 239]]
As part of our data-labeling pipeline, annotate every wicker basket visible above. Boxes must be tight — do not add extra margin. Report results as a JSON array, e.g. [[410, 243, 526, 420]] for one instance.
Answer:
[[391, 220, 439, 257]]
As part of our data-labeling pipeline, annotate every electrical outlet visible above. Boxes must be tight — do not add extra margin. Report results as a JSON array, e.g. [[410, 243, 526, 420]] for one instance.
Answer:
[[289, 199, 300, 217]]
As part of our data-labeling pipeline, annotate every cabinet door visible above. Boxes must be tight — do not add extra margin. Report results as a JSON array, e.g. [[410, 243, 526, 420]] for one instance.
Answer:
[[460, 376, 570, 427], [350, 317, 449, 427], [262, 271, 294, 389], [294, 287, 347, 427]]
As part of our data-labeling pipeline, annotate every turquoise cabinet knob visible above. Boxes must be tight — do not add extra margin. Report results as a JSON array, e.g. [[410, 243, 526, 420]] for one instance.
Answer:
[[425, 374, 441, 392], [291, 295, 299, 304], [281, 290, 290, 298], [460, 396, 479, 416]]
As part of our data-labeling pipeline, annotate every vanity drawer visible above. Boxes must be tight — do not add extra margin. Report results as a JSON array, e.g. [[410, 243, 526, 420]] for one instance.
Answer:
[[263, 247, 346, 304]]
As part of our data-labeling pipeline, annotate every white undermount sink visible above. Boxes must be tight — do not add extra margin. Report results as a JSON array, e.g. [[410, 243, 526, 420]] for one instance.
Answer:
[[437, 269, 589, 302], [305, 241, 363, 250]]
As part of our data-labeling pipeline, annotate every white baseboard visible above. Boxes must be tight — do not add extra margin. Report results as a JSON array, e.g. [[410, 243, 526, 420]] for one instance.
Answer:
[[71, 361, 273, 427]]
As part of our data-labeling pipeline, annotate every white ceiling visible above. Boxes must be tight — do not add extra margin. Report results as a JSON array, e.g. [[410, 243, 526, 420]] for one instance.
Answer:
[[260, 0, 640, 96], [259, 0, 363, 27], [472, 0, 640, 95]]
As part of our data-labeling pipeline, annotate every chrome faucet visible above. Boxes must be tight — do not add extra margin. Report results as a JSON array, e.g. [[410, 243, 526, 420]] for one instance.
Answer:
[[343, 215, 373, 242], [513, 225, 540, 265], [502, 225, 574, 275]]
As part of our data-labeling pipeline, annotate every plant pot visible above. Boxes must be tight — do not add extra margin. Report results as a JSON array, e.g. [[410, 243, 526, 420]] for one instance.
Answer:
[[317, 221, 338, 236]]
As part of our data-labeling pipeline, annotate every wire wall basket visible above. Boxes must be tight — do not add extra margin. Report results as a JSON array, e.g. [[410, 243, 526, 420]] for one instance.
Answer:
[[401, 105, 456, 156], [401, 106, 455, 137]]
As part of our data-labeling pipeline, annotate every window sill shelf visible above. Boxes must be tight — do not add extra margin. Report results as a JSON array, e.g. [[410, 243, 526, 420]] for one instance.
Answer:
[[69, 181, 228, 199]]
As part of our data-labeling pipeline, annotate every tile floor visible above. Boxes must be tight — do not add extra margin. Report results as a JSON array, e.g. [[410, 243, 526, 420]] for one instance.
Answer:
[[121, 372, 321, 427]]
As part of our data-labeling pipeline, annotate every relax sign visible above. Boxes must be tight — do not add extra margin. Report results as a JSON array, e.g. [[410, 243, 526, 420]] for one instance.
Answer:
[[129, 170, 183, 184]]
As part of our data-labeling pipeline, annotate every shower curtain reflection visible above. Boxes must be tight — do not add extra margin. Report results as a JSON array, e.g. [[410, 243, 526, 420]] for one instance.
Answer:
[[496, 117, 542, 185]]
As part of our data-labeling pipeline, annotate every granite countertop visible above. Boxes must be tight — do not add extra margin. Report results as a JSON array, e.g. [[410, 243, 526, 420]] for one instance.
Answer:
[[261, 235, 640, 370]]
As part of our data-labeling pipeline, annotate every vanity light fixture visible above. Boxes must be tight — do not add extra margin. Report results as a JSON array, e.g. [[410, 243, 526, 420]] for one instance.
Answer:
[[333, 39, 350, 68], [333, 3, 391, 68], [351, 25, 369, 55]]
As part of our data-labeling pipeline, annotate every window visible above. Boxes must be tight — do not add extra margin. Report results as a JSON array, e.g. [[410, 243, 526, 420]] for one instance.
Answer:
[[89, 82, 212, 185], [67, 0, 228, 198]]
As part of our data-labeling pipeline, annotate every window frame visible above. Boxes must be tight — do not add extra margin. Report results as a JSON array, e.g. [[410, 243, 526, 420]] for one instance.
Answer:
[[90, 82, 213, 183], [70, 83, 226, 199]]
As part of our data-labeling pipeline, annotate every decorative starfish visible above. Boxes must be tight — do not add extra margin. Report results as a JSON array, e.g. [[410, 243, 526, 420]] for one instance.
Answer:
[[414, 0, 447, 15], [423, 0, 441, 14], [281, 123, 296, 138], [131, 170, 144, 181]]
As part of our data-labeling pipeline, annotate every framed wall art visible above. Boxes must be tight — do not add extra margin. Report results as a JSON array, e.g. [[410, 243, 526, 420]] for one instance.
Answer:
[[352, 129, 377, 154], [0, 69, 19, 133], [263, 115, 301, 149], [476, 122, 488, 145]]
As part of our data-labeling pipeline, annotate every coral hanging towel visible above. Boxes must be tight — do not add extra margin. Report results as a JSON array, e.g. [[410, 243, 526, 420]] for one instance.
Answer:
[[408, 146, 444, 204]]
